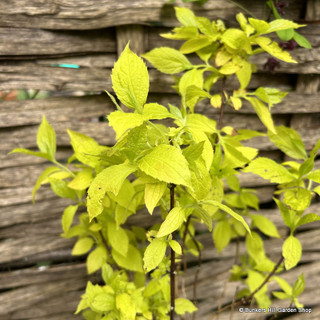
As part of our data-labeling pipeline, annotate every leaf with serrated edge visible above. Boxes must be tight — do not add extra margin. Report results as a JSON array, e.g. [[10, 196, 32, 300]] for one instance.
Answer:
[[138, 144, 192, 188], [87, 163, 136, 221], [111, 43, 149, 110]]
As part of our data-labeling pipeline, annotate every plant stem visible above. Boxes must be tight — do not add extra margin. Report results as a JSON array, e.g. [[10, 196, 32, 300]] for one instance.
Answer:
[[210, 255, 284, 317], [218, 77, 227, 131], [170, 183, 176, 320], [52, 160, 76, 177]]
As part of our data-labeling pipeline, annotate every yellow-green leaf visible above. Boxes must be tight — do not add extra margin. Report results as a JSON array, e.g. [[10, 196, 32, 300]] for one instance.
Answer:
[[87, 163, 136, 221], [255, 36, 297, 63], [62, 205, 78, 234], [242, 157, 294, 183], [108, 111, 144, 140], [143, 238, 167, 272], [87, 246, 107, 274], [157, 207, 185, 238], [283, 235, 302, 270], [72, 237, 94, 255], [251, 214, 280, 238], [144, 182, 167, 214], [111, 43, 149, 111], [245, 97, 276, 133], [138, 144, 192, 188], [142, 47, 193, 74]]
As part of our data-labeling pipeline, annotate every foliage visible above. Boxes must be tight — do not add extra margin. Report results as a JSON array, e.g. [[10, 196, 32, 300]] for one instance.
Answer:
[[10, 5, 317, 320]]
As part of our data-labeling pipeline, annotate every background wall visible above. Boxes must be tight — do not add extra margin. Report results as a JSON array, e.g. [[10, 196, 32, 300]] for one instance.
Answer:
[[0, 0, 320, 319]]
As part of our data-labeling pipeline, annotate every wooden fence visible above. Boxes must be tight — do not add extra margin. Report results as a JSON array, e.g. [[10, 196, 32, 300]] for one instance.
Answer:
[[0, 0, 320, 319]]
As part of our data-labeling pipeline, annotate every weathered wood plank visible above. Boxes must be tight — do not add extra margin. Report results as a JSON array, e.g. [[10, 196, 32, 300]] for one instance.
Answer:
[[1, 122, 115, 151], [0, 278, 85, 316], [0, 147, 72, 169], [0, 28, 115, 56], [0, 0, 304, 30], [0, 59, 297, 93], [0, 197, 72, 228], [2, 92, 317, 131], [0, 113, 285, 152], [0, 94, 113, 128], [0, 263, 86, 289], [0, 233, 74, 264], [6, 290, 83, 320]]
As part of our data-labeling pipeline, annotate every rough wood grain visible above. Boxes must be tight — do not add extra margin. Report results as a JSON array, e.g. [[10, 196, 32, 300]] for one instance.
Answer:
[[0, 59, 298, 93], [0, 0, 304, 30], [0, 94, 113, 128], [0, 263, 87, 289], [0, 278, 85, 316], [0, 28, 115, 56], [0, 197, 72, 228], [116, 25, 145, 56]]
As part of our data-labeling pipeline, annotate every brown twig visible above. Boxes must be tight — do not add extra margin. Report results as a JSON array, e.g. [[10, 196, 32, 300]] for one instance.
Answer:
[[170, 183, 176, 320], [185, 229, 202, 320], [210, 255, 284, 318]]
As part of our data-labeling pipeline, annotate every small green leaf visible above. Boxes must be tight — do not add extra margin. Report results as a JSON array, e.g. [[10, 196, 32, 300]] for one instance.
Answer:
[[236, 60, 252, 89], [112, 245, 143, 272], [248, 18, 270, 34], [49, 177, 76, 199], [293, 32, 312, 49], [32, 166, 60, 202], [307, 169, 320, 183], [143, 103, 172, 120], [242, 157, 294, 183], [175, 298, 197, 315], [143, 47, 193, 74], [245, 97, 276, 133], [251, 214, 280, 238], [157, 207, 185, 238], [283, 235, 302, 270], [213, 220, 231, 253], [68, 168, 93, 190], [254, 87, 288, 107], [116, 293, 136, 320], [175, 7, 197, 27], [210, 94, 222, 108], [62, 205, 78, 234], [273, 276, 292, 295], [202, 200, 251, 234], [247, 270, 271, 308], [9, 148, 52, 161], [138, 144, 192, 188], [283, 188, 312, 211], [91, 293, 115, 312], [179, 68, 204, 95], [295, 213, 320, 229], [292, 273, 305, 297], [37, 115, 56, 160], [169, 240, 182, 255], [268, 126, 307, 160], [180, 37, 212, 54], [107, 222, 129, 256], [144, 182, 167, 214], [87, 163, 136, 221], [143, 238, 167, 272], [272, 291, 291, 300], [87, 246, 107, 274], [111, 43, 149, 111], [108, 111, 144, 140], [246, 232, 265, 262], [266, 19, 304, 34], [255, 36, 297, 63], [221, 28, 249, 50], [277, 28, 294, 41], [72, 237, 94, 255], [68, 130, 107, 168]]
